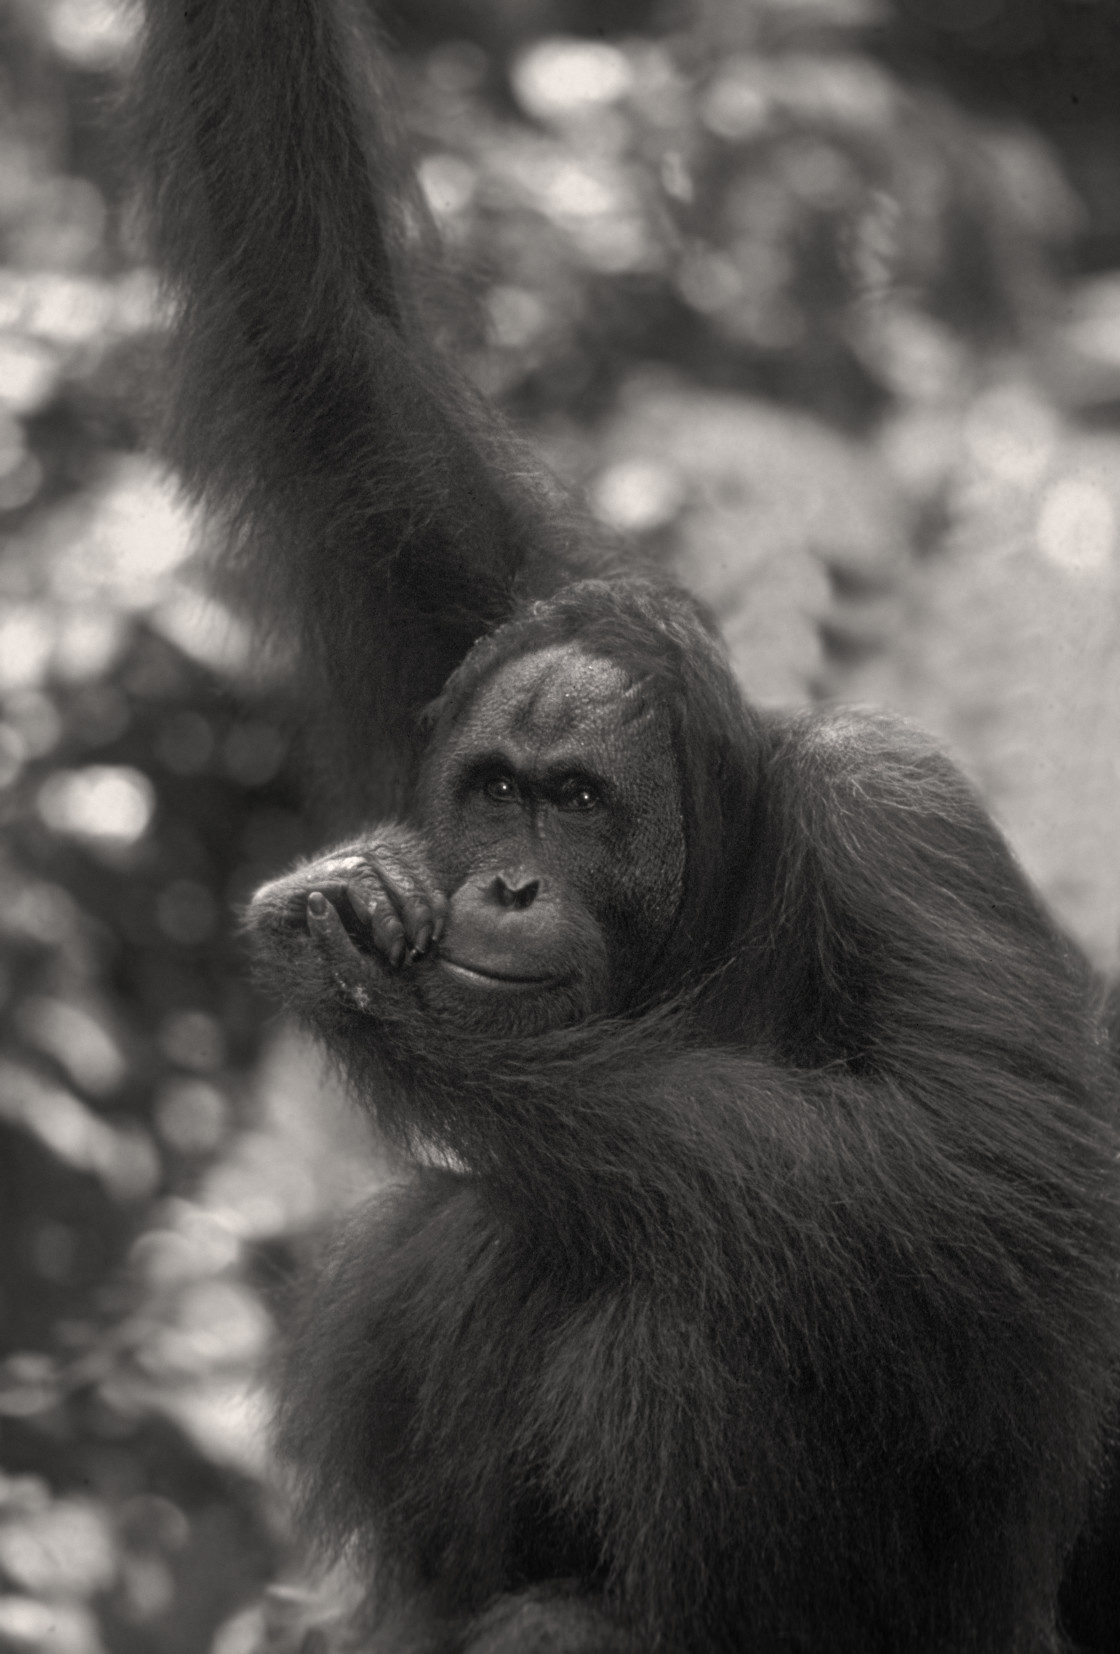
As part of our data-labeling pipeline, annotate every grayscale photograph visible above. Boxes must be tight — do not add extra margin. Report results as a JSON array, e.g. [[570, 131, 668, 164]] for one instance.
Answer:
[[0, 1, 1118, 1650]]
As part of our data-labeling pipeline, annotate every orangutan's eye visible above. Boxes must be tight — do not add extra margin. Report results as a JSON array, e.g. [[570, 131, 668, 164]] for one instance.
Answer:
[[484, 775, 518, 803], [557, 779, 601, 813]]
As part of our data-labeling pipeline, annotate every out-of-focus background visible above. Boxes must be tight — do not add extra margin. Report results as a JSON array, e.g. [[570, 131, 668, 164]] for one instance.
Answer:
[[0, 0, 1118, 1649]]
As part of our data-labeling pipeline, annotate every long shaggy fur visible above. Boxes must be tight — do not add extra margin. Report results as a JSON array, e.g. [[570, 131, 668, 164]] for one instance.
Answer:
[[128, 0, 603, 821], [129, 5, 1120, 1651], [262, 594, 1120, 1654]]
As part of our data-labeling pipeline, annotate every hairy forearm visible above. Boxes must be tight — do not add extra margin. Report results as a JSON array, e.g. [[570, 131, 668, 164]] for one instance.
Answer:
[[131, 0, 514, 552], [365, 1028, 1118, 1351], [130, 0, 596, 815], [133, 0, 405, 355]]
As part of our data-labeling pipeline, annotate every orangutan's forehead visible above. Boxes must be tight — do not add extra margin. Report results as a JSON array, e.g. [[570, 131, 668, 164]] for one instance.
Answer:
[[472, 645, 645, 745]]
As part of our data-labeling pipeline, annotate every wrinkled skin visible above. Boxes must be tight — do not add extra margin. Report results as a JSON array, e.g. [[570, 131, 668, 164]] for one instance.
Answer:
[[249, 646, 685, 1035]]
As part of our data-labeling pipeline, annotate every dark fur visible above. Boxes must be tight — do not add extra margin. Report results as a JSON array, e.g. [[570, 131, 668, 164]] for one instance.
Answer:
[[129, 0, 604, 823], [129, 4, 1120, 1651]]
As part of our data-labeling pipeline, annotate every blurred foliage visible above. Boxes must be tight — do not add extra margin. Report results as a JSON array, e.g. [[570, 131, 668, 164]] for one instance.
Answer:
[[0, 0, 1118, 1650]]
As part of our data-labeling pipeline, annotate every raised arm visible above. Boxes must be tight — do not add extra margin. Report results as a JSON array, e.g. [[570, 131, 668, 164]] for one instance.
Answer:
[[130, 0, 595, 815]]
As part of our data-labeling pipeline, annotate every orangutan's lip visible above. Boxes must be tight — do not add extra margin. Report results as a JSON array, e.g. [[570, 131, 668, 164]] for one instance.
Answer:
[[438, 957, 556, 991]]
